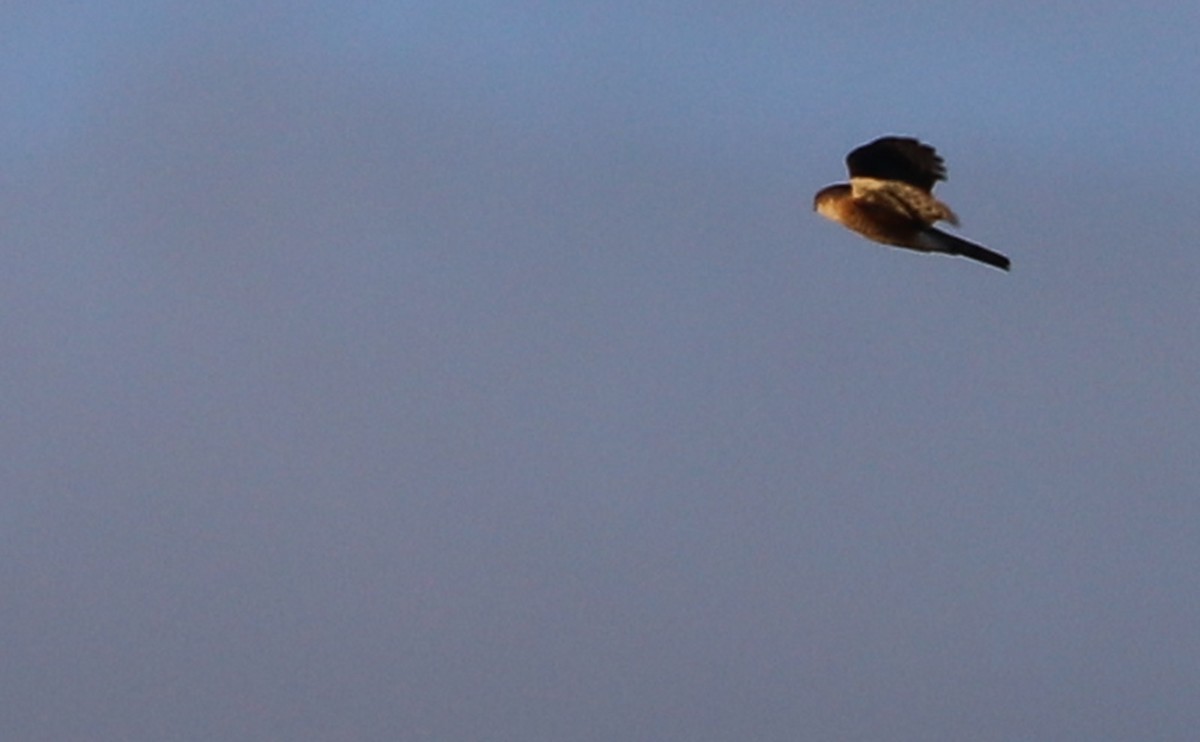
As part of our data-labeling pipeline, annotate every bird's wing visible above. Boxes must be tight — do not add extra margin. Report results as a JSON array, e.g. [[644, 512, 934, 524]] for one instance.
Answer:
[[845, 137, 947, 192], [850, 177, 958, 226]]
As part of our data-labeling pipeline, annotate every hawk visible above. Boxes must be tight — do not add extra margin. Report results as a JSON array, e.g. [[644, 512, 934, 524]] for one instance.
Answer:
[[813, 136, 1010, 271]]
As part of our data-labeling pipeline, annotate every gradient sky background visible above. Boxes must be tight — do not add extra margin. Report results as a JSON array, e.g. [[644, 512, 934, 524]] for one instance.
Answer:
[[4, 2, 1200, 740]]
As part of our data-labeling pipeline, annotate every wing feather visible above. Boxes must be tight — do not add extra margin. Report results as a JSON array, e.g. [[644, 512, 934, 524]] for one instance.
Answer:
[[850, 177, 958, 226], [846, 137, 948, 191]]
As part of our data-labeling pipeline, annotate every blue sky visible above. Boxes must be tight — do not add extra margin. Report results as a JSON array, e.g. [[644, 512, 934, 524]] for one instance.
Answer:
[[4, 2, 1200, 740]]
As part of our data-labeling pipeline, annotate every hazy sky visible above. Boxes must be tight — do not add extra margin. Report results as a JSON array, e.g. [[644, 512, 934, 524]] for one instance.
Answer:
[[5, 2, 1200, 740]]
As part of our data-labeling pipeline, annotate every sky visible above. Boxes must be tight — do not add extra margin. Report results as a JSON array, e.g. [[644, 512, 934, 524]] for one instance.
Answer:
[[3, 2, 1200, 740]]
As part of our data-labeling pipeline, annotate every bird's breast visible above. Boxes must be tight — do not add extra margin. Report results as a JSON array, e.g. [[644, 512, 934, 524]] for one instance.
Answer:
[[831, 199, 923, 248]]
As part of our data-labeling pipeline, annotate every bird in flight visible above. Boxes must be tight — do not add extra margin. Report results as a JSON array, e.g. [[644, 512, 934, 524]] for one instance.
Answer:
[[813, 136, 1010, 271]]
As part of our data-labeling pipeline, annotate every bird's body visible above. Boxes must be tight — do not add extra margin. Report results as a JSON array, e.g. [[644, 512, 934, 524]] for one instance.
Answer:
[[813, 137, 1010, 271]]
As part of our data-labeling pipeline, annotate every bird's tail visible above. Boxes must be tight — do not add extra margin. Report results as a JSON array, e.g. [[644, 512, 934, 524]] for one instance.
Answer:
[[918, 228, 1011, 271]]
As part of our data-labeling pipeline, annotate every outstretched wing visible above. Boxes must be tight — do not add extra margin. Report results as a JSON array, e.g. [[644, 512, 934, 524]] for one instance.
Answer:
[[845, 137, 947, 192]]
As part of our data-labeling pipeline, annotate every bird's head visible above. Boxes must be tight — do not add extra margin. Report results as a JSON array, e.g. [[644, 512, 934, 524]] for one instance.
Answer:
[[812, 184, 851, 221]]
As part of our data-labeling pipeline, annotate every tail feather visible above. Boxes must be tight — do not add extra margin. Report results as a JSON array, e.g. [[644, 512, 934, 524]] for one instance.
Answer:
[[919, 228, 1011, 271]]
